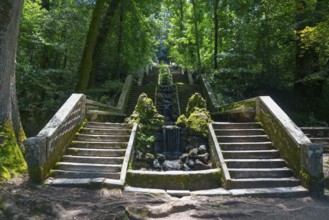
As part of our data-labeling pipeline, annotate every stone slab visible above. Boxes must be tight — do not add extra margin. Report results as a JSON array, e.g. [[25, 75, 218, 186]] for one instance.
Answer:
[[45, 178, 92, 187], [191, 188, 231, 196], [166, 190, 191, 197], [229, 186, 309, 198], [124, 186, 166, 194]]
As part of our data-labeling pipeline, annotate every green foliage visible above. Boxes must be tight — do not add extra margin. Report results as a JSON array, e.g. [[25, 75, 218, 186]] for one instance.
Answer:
[[158, 64, 172, 85], [126, 93, 164, 152]]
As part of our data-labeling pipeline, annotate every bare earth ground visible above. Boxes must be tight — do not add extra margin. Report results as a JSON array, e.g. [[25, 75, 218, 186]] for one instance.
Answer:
[[1, 154, 328, 220]]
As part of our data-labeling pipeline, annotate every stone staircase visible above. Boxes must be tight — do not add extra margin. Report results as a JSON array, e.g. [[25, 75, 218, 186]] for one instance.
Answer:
[[125, 73, 157, 116], [177, 84, 201, 114], [213, 121, 307, 195], [46, 122, 132, 188], [300, 127, 329, 153]]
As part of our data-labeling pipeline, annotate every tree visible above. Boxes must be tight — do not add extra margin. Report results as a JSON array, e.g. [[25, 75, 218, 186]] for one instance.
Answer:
[[0, 0, 27, 181], [76, 0, 106, 93]]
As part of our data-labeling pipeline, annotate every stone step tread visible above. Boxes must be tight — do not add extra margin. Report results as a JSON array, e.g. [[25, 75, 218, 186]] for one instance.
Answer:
[[71, 141, 128, 145], [75, 134, 130, 138], [85, 122, 128, 128], [80, 128, 131, 132], [45, 178, 124, 188], [62, 155, 124, 161], [228, 167, 291, 172], [51, 169, 121, 175], [219, 142, 272, 145], [213, 122, 260, 125], [57, 162, 122, 168], [51, 170, 121, 179], [229, 186, 308, 197], [225, 159, 285, 162], [231, 177, 298, 181], [217, 135, 268, 138], [215, 129, 264, 131], [86, 110, 126, 116], [222, 149, 279, 153], [68, 148, 126, 152]]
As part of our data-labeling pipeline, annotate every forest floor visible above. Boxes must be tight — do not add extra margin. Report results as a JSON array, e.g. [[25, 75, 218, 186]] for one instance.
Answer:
[[1, 154, 328, 220]]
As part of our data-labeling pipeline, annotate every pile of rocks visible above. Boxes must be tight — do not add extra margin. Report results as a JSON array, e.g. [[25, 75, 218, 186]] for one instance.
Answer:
[[141, 144, 211, 171]]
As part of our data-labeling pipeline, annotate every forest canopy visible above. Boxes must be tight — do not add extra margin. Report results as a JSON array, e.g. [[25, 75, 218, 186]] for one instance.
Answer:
[[15, 0, 329, 136]]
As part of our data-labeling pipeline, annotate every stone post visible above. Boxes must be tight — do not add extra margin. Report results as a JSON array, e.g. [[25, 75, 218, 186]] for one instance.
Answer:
[[301, 143, 324, 195]]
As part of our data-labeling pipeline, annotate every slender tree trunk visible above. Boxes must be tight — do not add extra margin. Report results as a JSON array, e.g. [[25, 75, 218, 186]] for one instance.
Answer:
[[191, 0, 201, 70], [213, 0, 219, 69], [116, 0, 125, 78], [179, 0, 184, 33], [76, 0, 106, 93], [0, 0, 25, 145], [89, 0, 120, 88]]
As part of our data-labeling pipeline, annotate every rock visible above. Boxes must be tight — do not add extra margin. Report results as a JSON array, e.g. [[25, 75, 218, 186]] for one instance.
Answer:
[[198, 145, 207, 154], [197, 153, 209, 164], [162, 160, 182, 171], [182, 163, 190, 171], [153, 159, 161, 170], [188, 148, 198, 159], [187, 159, 196, 169], [194, 159, 211, 170], [156, 154, 166, 164], [134, 151, 143, 160], [144, 153, 155, 164], [179, 153, 189, 164], [185, 145, 194, 153]]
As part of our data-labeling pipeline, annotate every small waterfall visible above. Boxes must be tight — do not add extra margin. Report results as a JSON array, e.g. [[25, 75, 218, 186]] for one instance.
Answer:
[[162, 125, 181, 157]]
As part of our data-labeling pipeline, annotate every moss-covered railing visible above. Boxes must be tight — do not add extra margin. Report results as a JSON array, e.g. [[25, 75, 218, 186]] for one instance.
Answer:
[[199, 75, 220, 112], [216, 96, 324, 194], [117, 75, 133, 113], [24, 94, 86, 183]]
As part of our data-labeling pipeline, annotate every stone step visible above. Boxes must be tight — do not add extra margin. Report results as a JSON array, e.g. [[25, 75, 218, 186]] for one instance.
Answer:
[[225, 159, 286, 168], [45, 178, 124, 189], [67, 148, 126, 157], [212, 122, 262, 129], [62, 155, 124, 164], [85, 122, 129, 129], [219, 142, 273, 151], [222, 150, 280, 159], [75, 134, 130, 142], [217, 135, 269, 142], [229, 186, 308, 197], [214, 129, 265, 136], [50, 170, 121, 179], [56, 162, 122, 173], [229, 177, 300, 189], [80, 128, 131, 135], [71, 141, 127, 149], [228, 167, 293, 178]]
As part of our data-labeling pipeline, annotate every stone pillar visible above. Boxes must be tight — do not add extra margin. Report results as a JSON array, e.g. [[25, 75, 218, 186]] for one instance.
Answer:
[[301, 143, 324, 195]]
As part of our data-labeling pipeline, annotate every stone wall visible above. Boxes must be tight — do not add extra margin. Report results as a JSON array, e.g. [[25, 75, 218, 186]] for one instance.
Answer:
[[24, 94, 86, 183]]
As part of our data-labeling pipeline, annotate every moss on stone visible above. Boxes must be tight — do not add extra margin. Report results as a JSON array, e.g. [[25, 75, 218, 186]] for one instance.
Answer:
[[158, 64, 172, 85], [176, 115, 187, 128], [0, 125, 27, 182], [186, 108, 212, 137], [185, 93, 207, 118]]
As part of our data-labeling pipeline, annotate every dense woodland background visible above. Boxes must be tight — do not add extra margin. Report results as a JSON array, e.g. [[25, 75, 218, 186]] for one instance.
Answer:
[[15, 0, 329, 136]]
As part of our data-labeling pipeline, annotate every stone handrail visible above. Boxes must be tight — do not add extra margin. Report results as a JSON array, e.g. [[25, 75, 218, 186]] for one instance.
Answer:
[[120, 123, 138, 183], [256, 96, 323, 193], [117, 75, 133, 113], [24, 94, 86, 183], [199, 75, 220, 112], [208, 123, 231, 188]]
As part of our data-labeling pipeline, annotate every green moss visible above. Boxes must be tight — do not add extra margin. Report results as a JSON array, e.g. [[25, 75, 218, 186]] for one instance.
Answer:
[[158, 64, 172, 85], [176, 114, 187, 127], [185, 93, 207, 117], [0, 125, 27, 182], [186, 108, 212, 137], [126, 169, 221, 190], [219, 99, 256, 113]]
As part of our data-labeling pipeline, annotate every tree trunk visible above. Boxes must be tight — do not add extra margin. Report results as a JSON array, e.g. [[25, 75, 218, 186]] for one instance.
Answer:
[[0, 0, 27, 180], [213, 0, 219, 69], [76, 0, 106, 93], [89, 0, 120, 88], [116, 0, 125, 78], [191, 0, 201, 71]]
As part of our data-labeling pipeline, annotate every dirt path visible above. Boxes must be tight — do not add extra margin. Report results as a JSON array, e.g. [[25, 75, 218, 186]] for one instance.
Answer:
[[1, 175, 329, 220]]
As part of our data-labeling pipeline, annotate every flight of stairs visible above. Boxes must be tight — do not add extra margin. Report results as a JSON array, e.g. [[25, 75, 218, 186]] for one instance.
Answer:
[[46, 122, 132, 188], [125, 72, 158, 116], [213, 121, 307, 193], [177, 84, 201, 114]]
